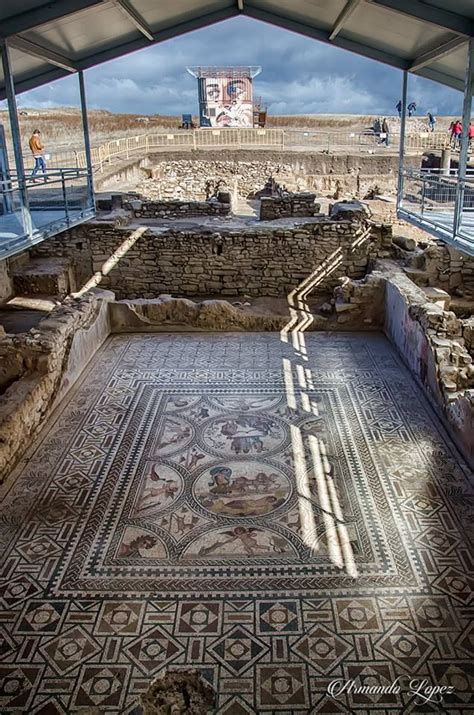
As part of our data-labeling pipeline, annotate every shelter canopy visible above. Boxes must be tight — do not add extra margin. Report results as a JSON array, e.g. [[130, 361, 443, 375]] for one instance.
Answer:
[[0, 0, 473, 99]]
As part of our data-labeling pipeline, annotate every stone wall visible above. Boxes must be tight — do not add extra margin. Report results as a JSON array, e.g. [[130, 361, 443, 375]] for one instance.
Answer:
[[109, 150, 422, 202], [405, 243, 474, 296], [0, 290, 112, 483], [385, 269, 474, 466], [259, 193, 320, 220], [126, 197, 231, 219], [29, 219, 393, 299], [0, 259, 12, 303]]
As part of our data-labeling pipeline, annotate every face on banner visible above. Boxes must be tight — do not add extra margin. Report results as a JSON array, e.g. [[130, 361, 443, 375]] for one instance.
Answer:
[[200, 76, 253, 128]]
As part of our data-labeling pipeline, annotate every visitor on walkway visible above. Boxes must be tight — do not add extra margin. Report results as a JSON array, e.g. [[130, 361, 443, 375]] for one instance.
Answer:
[[408, 101, 417, 117], [451, 120, 462, 149], [381, 117, 390, 146], [396, 100, 402, 117], [29, 129, 47, 180], [427, 112, 436, 132]]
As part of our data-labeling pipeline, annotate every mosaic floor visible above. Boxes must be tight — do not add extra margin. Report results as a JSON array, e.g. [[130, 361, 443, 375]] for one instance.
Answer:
[[0, 332, 473, 713]]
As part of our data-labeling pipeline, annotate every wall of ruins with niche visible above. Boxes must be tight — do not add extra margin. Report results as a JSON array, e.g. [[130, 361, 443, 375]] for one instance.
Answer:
[[97, 150, 421, 200], [25, 219, 393, 299]]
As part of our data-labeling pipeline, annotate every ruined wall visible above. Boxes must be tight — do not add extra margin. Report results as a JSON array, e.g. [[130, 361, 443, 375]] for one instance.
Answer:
[[385, 270, 474, 466], [127, 198, 231, 219], [30, 219, 393, 299], [105, 150, 421, 201], [413, 243, 474, 296], [0, 260, 12, 303], [0, 291, 112, 483], [259, 193, 320, 220]]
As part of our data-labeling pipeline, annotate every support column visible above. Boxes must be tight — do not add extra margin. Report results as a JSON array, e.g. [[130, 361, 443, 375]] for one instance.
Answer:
[[454, 38, 473, 235], [396, 70, 408, 211], [0, 40, 33, 236], [441, 148, 451, 176], [78, 70, 94, 209]]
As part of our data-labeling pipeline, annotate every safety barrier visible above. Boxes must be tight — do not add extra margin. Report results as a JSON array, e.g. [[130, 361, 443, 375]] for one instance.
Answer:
[[17, 128, 452, 174]]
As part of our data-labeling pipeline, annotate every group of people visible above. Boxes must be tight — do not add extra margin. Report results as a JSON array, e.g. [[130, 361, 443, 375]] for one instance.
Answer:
[[372, 117, 391, 146], [449, 120, 474, 149], [396, 100, 418, 118], [396, 100, 437, 131]]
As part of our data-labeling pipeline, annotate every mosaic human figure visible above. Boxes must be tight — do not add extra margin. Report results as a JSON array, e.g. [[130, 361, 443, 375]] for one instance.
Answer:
[[118, 534, 157, 558]]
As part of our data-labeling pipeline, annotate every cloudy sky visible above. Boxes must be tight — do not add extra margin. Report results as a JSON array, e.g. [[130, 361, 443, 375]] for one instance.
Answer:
[[11, 16, 462, 116]]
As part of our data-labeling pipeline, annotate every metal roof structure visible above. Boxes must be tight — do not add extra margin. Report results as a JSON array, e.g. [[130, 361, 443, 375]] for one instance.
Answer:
[[0, 1, 473, 100], [186, 66, 262, 79]]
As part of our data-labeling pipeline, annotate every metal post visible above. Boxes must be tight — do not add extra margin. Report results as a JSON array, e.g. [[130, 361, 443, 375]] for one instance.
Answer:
[[61, 170, 70, 223], [1, 40, 33, 237], [78, 70, 94, 210], [397, 70, 408, 211], [454, 38, 474, 236]]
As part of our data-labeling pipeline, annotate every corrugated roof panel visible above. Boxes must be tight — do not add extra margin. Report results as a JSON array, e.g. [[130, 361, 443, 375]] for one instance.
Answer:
[[249, 0, 337, 31], [23, 5, 139, 60], [132, 0, 231, 28], [343, 2, 445, 59], [425, 0, 474, 21]]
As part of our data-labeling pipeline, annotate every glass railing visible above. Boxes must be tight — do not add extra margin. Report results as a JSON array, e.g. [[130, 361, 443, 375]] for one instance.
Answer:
[[0, 168, 94, 259], [398, 168, 474, 255]]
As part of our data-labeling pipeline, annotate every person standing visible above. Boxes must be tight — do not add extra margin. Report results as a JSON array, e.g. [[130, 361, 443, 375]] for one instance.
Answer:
[[408, 101, 417, 117], [396, 100, 402, 117], [453, 119, 462, 149], [29, 129, 47, 180], [427, 112, 436, 132], [381, 117, 390, 146], [469, 123, 474, 152]]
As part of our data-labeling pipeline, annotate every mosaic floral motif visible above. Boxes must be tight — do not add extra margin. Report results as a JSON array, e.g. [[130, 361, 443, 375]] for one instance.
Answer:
[[0, 333, 472, 713]]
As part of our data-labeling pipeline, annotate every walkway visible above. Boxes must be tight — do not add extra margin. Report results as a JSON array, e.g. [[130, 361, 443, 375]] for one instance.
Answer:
[[0, 332, 472, 712]]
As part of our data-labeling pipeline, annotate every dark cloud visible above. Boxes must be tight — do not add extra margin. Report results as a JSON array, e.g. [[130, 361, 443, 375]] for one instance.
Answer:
[[4, 16, 462, 116]]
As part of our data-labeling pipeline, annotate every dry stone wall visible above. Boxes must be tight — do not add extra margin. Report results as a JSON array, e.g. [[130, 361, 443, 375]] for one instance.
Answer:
[[385, 268, 474, 466], [121, 150, 421, 202], [0, 291, 112, 483], [29, 219, 393, 299], [126, 198, 231, 219], [259, 193, 320, 220]]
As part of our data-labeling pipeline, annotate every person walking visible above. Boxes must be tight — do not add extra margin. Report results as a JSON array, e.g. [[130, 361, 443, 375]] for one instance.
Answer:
[[396, 100, 402, 117], [452, 119, 462, 149], [29, 129, 47, 180], [469, 123, 474, 152], [408, 101, 417, 117], [427, 112, 436, 132], [381, 117, 390, 146]]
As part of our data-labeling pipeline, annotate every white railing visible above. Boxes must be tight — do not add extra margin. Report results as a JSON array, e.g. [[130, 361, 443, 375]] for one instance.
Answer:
[[14, 128, 453, 175]]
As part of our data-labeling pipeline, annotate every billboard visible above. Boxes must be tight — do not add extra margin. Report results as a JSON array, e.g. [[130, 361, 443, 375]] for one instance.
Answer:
[[187, 67, 261, 128], [198, 76, 253, 128]]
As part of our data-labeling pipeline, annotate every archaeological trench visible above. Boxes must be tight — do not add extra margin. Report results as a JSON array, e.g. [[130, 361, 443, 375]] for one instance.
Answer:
[[0, 149, 473, 712]]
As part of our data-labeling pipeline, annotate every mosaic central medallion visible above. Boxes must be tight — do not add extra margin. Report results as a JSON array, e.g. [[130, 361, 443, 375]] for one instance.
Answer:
[[202, 413, 287, 456], [193, 461, 291, 517]]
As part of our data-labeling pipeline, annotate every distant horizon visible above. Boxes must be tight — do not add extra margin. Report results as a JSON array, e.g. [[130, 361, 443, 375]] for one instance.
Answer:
[[0, 106, 460, 119]]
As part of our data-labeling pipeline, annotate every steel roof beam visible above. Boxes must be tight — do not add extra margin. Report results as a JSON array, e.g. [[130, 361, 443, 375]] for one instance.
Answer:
[[113, 0, 154, 41], [329, 0, 362, 41], [370, 0, 474, 37], [8, 36, 77, 72], [0, 0, 105, 38], [410, 35, 467, 72]]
